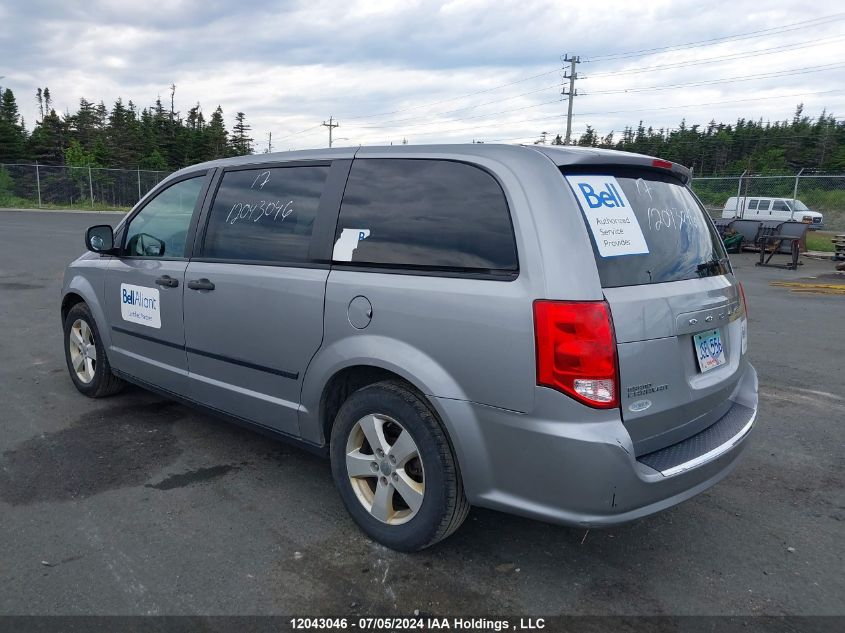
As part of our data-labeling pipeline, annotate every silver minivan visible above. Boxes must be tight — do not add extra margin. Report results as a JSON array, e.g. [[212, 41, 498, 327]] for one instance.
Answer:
[[61, 144, 758, 551]]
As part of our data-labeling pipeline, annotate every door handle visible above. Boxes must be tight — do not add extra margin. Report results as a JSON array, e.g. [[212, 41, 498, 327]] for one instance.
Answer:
[[187, 278, 215, 291], [155, 275, 179, 288]]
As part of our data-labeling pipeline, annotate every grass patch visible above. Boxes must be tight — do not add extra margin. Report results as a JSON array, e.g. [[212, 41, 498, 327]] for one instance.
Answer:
[[806, 231, 837, 253], [0, 196, 129, 213]]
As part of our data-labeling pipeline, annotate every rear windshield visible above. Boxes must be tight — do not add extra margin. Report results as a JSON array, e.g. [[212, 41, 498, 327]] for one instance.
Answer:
[[562, 167, 729, 288]]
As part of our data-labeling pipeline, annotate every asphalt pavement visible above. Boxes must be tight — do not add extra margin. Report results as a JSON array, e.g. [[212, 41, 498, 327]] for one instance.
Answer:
[[0, 209, 842, 616]]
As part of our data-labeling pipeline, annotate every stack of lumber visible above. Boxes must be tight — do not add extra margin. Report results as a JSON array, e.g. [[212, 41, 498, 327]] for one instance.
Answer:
[[833, 234, 845, 261]]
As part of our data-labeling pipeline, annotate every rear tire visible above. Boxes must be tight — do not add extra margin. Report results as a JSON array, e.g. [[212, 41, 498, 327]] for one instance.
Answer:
[[63, 302, 126, 398], [330, 380, 469, 551]]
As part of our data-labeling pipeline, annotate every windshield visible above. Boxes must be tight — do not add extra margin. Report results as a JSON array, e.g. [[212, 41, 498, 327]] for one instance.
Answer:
[[562, 167, 730, 288]]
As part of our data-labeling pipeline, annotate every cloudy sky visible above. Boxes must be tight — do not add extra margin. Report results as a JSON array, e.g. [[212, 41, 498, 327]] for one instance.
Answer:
[[1, 0, 843, 151]]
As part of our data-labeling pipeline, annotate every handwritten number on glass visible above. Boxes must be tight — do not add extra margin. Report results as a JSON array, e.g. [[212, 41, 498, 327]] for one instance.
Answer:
[[251, 171, 271, 190], [647, 207, 691, 232], [225, 199, 294, 225], [222, 170, 296, 226]]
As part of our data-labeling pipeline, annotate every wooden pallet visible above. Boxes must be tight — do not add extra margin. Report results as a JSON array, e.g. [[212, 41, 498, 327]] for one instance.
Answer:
[[834, 234, 845, 260]]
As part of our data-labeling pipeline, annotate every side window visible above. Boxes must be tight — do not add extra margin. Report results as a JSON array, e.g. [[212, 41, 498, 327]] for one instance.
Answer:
[[772, 200, 789, 212], [757, 199, 771, 211], [333, 159, 518, 272], [201, 165, 330, 262], [124, 176, 205, 258], [747, 199, 759, 210]]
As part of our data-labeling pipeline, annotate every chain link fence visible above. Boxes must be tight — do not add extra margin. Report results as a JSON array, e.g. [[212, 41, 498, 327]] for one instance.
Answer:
[[2, 163, 844, 231], [0, 164, 168, 211], [692, 173, 845, 231]]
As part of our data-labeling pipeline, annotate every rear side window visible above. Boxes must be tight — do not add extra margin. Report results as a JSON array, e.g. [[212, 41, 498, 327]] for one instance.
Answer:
[[333, 159, 518, 274], [747, 199, 759, 210], [202, 165, 330, 263], [562, 167, 729, 288]]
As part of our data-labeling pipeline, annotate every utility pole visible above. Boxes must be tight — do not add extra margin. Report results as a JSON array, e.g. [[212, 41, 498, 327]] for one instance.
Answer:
[[562, 54, 579, 145], [322, 116, 339, 148], [267, 131, 273, 153]]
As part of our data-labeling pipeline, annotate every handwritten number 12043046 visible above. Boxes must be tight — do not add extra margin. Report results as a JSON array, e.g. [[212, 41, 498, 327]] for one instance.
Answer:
[[225, 170, 294, 225], [226, 199, 294, 225]]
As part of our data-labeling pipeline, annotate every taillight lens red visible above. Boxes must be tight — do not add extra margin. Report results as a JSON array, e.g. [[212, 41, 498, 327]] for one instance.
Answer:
[[533, 300, 619, 409], [652, 158, 673, 169], [738, 282, 748, 317]]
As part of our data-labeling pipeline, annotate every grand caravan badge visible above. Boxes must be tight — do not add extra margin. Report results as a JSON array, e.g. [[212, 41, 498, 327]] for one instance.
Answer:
[[120, 284, 161, 328]]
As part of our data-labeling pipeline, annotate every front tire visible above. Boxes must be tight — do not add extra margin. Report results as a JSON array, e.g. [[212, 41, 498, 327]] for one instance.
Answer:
[[330, 380, 469, 551], [63, 302, 125, 398]]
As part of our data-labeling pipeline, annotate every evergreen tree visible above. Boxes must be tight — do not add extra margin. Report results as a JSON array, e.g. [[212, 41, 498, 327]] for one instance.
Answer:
[[66, 98, 101, 150], [204, 106, 229, 160], [0, 88, 28, 161], [229, 111, 253, 156], [27, 106, 66, 164], [104, 98, 141, 166], [576, 126, 597, 147]]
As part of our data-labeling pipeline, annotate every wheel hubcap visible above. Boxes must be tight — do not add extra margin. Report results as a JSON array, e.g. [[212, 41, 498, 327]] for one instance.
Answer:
[[69, 319, 96, 384], [345, 414, 425, 525]]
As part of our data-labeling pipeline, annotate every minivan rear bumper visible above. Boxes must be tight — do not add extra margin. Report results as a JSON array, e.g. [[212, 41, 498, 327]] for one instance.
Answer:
[[434, 363, 758, 527]]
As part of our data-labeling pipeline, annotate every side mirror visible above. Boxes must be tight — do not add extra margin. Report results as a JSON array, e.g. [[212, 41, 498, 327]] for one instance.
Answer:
[[85, 225, 116, 254]]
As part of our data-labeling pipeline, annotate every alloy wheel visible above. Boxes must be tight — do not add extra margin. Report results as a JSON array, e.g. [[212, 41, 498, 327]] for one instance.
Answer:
[[345, 413, 425, 525], [69, 318, 97, 384]]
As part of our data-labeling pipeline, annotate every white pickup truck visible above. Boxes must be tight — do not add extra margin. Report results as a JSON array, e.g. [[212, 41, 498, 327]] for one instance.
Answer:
[[722, 196, 824, 229]]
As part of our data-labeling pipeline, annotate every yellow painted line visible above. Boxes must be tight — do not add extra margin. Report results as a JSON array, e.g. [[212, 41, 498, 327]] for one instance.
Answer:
[[787, 287, 845, 295], [770, 280, 845, 295]]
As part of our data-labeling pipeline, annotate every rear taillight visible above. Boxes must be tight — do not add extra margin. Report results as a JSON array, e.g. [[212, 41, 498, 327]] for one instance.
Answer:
[[738, 282, 748, 317], [533, 300, 619, 409]]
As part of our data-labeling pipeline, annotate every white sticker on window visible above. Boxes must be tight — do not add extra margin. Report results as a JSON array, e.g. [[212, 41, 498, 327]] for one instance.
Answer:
[[333, 228, 371, 262], [120, 284, 161, 329], [565, 175, 649, 257]]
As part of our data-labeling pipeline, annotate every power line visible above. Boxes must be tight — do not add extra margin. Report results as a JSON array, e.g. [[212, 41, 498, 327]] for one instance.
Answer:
[[584, 62, 845, 95], [468, 126, 842, 147], [345, 69, 844, 136], [342, 82, 561, 129], [340, 67, 563, 121], [266, 74, 563, 142], [336, 55, 842, 134], [341, 91, 844, 146], [349, 97, 563, 131], [584, 35, 845, 78], [272, 123, 324, 142], [279, 29, 842, 140], [582, 12, 845, 62], [577, 89, 845, 117]]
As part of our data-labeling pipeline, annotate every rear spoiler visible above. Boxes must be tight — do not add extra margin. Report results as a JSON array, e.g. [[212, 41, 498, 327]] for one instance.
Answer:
[[529, 146, 691, 185]]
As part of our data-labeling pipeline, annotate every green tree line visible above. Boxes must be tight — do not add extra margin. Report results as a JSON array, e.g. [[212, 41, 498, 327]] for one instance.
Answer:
[[552, 104, 844, 175], [1, 84, 843, 176], [0, 85, 254, 170]]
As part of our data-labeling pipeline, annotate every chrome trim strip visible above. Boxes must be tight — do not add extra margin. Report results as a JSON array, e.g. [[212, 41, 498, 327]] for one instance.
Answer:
[[659, 409, 756, 477]]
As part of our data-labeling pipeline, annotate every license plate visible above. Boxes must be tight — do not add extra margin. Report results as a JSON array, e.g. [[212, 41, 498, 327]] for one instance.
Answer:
[[694, 328, 726, 372]]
